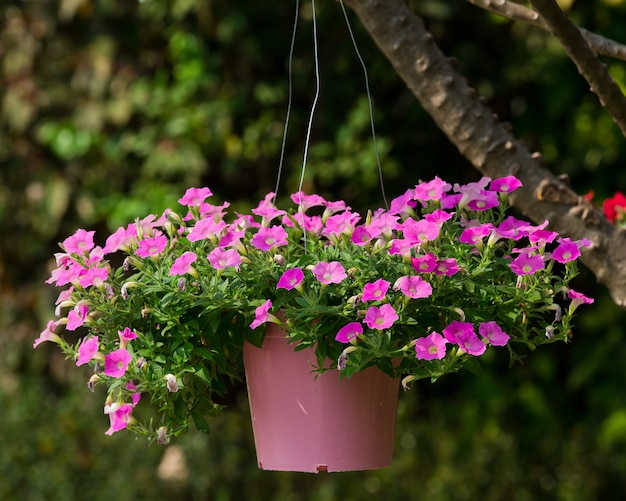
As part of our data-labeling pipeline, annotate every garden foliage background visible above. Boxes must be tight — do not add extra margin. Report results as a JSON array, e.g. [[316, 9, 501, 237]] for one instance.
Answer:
[[2, 0, 626, 499]]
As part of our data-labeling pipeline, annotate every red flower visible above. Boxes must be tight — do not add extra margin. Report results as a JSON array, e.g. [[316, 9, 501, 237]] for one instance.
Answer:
[[602, 192, 626, 223]]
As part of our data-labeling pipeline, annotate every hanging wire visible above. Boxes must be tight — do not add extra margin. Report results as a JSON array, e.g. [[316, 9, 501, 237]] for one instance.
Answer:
[[298, 0, 321, 201], [338, 0, 388, 210], [273, 0, 300, 203]]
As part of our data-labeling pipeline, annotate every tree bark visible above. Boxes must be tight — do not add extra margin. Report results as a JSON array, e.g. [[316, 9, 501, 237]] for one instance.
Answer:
[[343, 0, 626, 307]]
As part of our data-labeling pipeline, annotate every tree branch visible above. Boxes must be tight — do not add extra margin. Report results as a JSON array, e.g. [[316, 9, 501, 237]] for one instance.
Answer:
[[528, 0, 626, 138], [466, 0, 626, 62], [343, 0, 626, 306]]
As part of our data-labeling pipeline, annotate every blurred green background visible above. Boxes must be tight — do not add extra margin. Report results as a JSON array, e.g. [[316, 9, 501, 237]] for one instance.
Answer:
[[2, 0, 626, 499]]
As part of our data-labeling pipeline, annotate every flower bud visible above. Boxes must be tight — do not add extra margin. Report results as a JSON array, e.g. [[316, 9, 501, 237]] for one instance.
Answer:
[[141, 307, 153, 318], [165, 373, 179, 393], [157, 426, 170, 445], [273, 254, 286, 266], [136, 356, 147, 370], [87, 374, 99, 392], [177, 277, 186, 291]]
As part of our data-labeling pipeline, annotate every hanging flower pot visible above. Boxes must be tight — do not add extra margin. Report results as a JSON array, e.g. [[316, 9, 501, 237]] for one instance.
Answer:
[[243, 324, 400, 473]]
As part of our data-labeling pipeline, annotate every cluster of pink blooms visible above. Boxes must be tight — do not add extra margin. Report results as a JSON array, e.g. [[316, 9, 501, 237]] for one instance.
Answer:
[[35, 175, 594, 434]]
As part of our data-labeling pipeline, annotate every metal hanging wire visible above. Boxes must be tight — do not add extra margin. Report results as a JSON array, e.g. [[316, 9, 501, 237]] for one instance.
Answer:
[[275, 0, 387, 210]]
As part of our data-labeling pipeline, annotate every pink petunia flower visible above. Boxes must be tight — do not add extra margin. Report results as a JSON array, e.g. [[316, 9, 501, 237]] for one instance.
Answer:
[[250, 299, 277, 330], [187, 218, 227, 242], [118, 327, 138, 346], [351, 226, 373, 246], [79, 265, 109, 288], [276, 268, 305, 291], [66, 303, 90, 331], [454, 328, 487, 356], [207, 247, 242, 269], [393, 275, 433, 299], [361, 279, 390, 302], [478, 321, 510, 346], [552, 241, 581, 264], [290, 192, 326, 211], [510, 252, 544, 275], [568, 289, 594, 314], [414, 332, 447, 360], [459, 225, 492, 246], [169, 251, 198, 276], [104, 348, 132, 378], [489, 176, 522, 193], [363, 304, 398, 330], [178, 187, 213, 207], [251, 192, 286, 223], [62, 229, 96, 254], [413, 176, 452, 202], [104, 402, 135, 435], [136, 234, 168, 258], [312, 261, 347, 285], [33, 320, 62, 348], [411, 253, 437, 273], [434, 258, 460, 276], [402, 218, 441, 245], [76, 336, 100, 366], [442, 320, 474, 344], [335, 322, 363, 343], [250, 225, 289, 251]]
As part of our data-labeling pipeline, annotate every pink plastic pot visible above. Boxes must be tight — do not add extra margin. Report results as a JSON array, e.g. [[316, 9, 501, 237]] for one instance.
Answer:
[[243, 325, 400, 473]]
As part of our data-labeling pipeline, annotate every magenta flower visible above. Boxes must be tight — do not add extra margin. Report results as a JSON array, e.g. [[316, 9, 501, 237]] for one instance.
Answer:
[[33, 320, 62, 348], [489, 176, 522, 193], [207, 247, 242, 269], [104, 403, 135, 436], [363, 304, 399, 330], [178, 187, 213, 207], [568, 289, 594, 314], [290, 191, 326, 211], [118, 327, 138, 345], [251, 192, 286, 223], [413, 176, 451, 202], [335, 322, 363, 343], [78, 266, 109, 288], [104, 348, 132, 378], [103, 226, 137, 254], [393, 275, 433, 299], [459, 225, 492, 246], [250, 225, 289, 251], [466, 190, 499, 211], [250, 299, 277, 330], [136, 234, 168, 258], [411, 253, 437, 273], [351, 226, 373, 246], [478, 321, 510, 346], [424, 209, 454, 224], [323, 211, 361, 237], [312, 261, 347, 285], [388, 189, 417, 216], [510, 252, 544, 275], [442, 320, 475, 344], [276, 268, 305, 290], [169, 251, 198, 276], [66, 303, 90, 331], [388, 239, 412, 256], [455, 328, 486, 356], [435, 258, 460, 276], [528, 228, 559, 247], [187, 218, 227, 242], [552, 241, 581, 263], [402, 218, 441, 245], [415, 332, 447, 360], [76, 336, 100, 366], [496, 216, 530, 240], [62, 229, 96, 254], [361, 279, 390, 302]]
